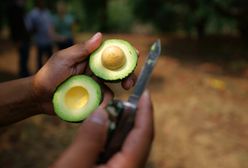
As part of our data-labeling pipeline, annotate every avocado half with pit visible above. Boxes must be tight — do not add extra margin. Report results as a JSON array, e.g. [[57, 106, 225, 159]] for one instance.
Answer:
[[53, 75, 101, 122], [89, 39, 138, 81]]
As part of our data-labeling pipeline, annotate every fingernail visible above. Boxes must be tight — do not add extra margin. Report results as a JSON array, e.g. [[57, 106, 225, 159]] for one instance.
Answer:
[[89, 108, 108, 125], [128, 80, 134, 88], [89, 32, 101, 42], [143, 89, 150, 98], [135, 49, 139, 55]]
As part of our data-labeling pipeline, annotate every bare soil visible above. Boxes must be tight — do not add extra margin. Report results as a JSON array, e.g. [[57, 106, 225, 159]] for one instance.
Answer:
[[0, 33, 248, 168]]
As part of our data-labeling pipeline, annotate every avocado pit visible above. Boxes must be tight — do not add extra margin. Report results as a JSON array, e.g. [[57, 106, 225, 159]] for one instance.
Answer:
[[101, 45, 126, 70]]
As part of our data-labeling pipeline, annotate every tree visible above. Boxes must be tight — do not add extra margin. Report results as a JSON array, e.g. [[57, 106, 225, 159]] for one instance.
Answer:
[[214, 0, 248, 41], [82, 0, 108, 32], [130, 0, 247, 39]]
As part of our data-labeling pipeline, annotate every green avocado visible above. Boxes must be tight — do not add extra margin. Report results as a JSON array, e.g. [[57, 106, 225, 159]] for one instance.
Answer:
[[89, 39, 138, 81], [52, 75, 101, 122]]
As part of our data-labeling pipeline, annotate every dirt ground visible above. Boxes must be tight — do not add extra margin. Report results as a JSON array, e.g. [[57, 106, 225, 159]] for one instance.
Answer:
[[0, 33, 248, 168]]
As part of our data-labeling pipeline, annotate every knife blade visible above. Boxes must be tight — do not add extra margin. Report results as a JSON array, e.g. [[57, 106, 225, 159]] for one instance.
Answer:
[[128, 39, 161, 106]]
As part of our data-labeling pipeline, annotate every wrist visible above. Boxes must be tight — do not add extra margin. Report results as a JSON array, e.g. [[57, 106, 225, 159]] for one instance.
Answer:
[[30, 75, 49, 115]]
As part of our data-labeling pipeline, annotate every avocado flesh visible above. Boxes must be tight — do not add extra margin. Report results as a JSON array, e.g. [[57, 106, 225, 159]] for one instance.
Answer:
[[89, 39, 138, 81], [53, 75, 101, 122], [65, 86, 89, 109]]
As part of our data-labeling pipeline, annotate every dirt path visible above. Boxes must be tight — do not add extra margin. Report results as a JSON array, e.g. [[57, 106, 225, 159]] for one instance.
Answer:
[[0, 34, 248, 168]]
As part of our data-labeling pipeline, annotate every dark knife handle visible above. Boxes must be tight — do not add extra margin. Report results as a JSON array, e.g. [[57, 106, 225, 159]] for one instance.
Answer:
[[98, 100, 136, 163]]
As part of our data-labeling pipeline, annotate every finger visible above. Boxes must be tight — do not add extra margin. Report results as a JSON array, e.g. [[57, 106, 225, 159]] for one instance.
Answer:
[[51, 108, 109, 168], [121, 73, 137, 90], [84, 62, 94, 76], [123, 90, 154, 152], [106, 90, 154, 168], [73, 61, 88, 75], [99, 83, 114, 108], [59, 32, 102, 63]]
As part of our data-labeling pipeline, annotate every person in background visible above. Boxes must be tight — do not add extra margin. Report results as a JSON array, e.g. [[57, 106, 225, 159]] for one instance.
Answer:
[[7, 0, 31, 77], [26, 0, 65, 70], [53, 1, 75, 50], [0, 33, 154, 168]]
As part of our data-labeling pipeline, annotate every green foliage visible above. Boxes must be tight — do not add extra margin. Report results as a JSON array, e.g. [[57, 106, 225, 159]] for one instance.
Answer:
[[0, 0, 247, 38], [107, 0, 134, 32], [0, 1, 8, 27], [130, 0, 245, 38], [81, 0, 108, 32], [68, 0, 86, 32]]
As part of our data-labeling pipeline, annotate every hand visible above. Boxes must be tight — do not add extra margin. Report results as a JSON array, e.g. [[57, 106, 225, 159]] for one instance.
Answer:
[[32, 32, 136, 115], [50, 90, 154, 168]]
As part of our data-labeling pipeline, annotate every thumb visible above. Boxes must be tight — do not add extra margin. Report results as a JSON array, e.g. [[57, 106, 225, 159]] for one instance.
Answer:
[[51, 108, 109, 168], [60, 32, 102, 62]]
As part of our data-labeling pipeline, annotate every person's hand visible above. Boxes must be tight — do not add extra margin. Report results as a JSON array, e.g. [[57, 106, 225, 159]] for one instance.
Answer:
[[32, 32, 136, 115], [50, 90, 154, 168]]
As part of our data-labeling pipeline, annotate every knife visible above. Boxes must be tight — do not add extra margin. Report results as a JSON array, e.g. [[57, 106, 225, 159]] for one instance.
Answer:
[[98, 39, 161, 163]]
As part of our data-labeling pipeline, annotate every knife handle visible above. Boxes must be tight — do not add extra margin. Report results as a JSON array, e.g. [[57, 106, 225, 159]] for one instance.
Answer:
[[98, 100, 136, 163]]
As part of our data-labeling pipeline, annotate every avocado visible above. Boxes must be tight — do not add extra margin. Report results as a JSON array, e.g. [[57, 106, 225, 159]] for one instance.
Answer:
[[89, 39, 138, 81], [53, 75, 102, 122]]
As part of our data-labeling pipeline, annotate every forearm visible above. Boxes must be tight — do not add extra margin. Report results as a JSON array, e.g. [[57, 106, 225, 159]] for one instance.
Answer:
[[0, 76, 42, 126]]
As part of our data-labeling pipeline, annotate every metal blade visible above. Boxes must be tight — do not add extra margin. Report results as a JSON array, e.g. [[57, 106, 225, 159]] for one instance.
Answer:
[[128, 39, 161, 105]]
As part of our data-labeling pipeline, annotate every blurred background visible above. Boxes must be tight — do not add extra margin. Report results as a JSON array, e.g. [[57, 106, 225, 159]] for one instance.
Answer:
[[0, 0, 248, 167]]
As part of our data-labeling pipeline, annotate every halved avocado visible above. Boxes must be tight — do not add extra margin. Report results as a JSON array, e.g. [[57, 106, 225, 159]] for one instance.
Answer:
[[53, 75, 101, 122], [89, 39, 138, 81]]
